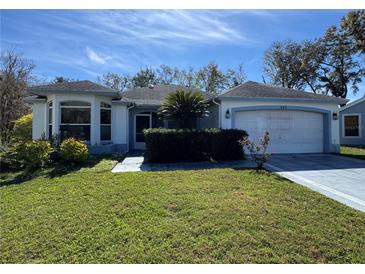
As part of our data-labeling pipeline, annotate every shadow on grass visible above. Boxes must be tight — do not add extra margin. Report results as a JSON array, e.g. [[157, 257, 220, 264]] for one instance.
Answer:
[[341, 154, 365, 160], [341, 146, 365, 161], [47, 156, 106, 179], [0, 155, 116, 187]]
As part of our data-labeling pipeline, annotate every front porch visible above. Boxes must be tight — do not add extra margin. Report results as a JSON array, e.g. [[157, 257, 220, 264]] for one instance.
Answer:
[[127, 104, 219, 151]]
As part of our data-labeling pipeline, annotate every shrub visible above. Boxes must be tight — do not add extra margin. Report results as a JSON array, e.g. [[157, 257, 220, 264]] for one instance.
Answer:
[[0, 144, 21, 172], [240, 131, 271, 169], [13, 140, 53, 170], [12, 114, 32, 141], [144, 128, 248, 163], [59, 138, 88, 164]]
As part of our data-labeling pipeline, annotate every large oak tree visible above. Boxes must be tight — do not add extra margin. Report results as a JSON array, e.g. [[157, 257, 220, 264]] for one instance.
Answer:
[[263, 10, 365, 99]]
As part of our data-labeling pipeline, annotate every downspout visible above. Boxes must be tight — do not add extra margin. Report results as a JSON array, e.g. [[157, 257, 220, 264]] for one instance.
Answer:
[[212, 97, 221, 128], [126, 103, 135, 153]]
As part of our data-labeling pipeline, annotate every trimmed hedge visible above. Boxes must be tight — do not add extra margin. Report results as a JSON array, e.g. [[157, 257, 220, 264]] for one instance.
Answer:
[[144, 128, 248, 163]]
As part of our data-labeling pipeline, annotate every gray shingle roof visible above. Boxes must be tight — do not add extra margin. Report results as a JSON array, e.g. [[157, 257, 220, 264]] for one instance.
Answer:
[[119, 84, 211, 106], [219, 81, 348, 104], [339, 95, 365, 111], [27, 80, 118, 96], [26, 80, 347, 105]]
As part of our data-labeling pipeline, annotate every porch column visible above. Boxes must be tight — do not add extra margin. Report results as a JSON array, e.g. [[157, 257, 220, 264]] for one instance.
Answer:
[[52, 95, 60, 136], [31, 101, 47, 139], [90, 97, 100, 145]]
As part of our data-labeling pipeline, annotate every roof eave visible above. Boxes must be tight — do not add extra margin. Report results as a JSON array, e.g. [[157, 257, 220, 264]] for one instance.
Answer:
[[28, 89, 119, 97], [111, 100, 131, 105], [24, 96, 47, 103], [134, 103, 161, 107], [218, 96, 347, 105], [339, 96, 365, 111]]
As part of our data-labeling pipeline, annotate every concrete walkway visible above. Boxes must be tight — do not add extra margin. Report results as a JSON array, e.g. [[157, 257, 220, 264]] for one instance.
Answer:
[[264, 154, 365, 212], [112, 155, 256, 173]]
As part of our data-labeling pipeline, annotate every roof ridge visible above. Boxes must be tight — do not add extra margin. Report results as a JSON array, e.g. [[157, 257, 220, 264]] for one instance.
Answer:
[[223, 80, 344, 99], [27, 79, 119, 96], [246, 81, 316, 95], [29, 79, 104, 87]]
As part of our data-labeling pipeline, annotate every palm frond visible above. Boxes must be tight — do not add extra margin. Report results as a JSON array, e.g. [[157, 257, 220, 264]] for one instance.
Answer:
[[158, 89, 210, 129]]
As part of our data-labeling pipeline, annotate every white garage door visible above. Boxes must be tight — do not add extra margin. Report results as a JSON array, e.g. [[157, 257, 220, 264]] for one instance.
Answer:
[[234, 110, 324, 153]]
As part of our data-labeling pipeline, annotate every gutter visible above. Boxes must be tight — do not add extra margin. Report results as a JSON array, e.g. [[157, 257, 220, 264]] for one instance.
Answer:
[[23, 96, 47, 103], [212, 97, 221, 128]]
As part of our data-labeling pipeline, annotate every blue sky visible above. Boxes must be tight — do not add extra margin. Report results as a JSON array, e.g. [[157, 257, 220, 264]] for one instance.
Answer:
[[1, 9, 363, 101]]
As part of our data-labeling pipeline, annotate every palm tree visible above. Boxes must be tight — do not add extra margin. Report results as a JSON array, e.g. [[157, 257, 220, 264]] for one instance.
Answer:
[[158, 90, 210, 129]]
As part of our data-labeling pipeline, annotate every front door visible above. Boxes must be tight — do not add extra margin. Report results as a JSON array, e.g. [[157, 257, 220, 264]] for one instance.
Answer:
[[134, 114, 151, 150]]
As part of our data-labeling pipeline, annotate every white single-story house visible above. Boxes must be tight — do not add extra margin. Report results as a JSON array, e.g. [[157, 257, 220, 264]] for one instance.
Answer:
[[339, 96, 365, 146], [25, 80, 347, 154]]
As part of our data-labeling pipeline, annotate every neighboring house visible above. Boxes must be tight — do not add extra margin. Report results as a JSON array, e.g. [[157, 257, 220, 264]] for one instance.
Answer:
[[339, 96, 365, 146], [25, 80, 347, 154]]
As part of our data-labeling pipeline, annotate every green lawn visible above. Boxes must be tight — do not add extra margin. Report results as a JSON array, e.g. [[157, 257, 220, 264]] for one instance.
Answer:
[[340, 146, 365, 160], [1, 159, 365, 263]]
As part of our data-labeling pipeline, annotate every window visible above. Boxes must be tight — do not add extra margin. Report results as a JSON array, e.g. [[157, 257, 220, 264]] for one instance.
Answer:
[[343, 114, 361, 137], [60, 101, 91, 141], [100, 102, 111, 141], [48, 101, 53, 139]]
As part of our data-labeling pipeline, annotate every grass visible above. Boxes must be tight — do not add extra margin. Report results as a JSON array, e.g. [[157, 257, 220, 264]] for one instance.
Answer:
[[1, 159, 365, 263], [340, 146, 365, 160]]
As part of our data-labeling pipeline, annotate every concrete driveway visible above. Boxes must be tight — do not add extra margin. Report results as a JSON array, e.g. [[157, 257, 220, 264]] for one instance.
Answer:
[[264, 154, 365, 212]]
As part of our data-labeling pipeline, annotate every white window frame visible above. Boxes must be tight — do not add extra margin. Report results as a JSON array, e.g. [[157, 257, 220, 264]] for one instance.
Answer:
[[100, 102, 112, 142], [342, 113, 362, 138], [60, 101, 91, 141]]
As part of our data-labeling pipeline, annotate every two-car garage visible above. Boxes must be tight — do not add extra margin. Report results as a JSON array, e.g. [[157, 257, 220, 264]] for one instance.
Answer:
[[218, 81, 346, 154], [233, 110, 325, 154]]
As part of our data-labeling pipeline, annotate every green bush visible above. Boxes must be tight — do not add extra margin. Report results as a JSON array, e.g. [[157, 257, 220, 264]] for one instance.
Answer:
[[0, 144, 21, 171], [144, 128, 248, 163], [12, 114, 32, 141], [13, 140, 53, 170], [59, 138, 88, 164]]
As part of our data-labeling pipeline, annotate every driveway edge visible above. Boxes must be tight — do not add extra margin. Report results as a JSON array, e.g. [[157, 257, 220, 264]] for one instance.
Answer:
[[264, 162, 365, 212]]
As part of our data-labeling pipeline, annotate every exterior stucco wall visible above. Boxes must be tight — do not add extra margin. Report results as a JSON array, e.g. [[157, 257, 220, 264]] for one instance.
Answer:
[[30, 93, 129, 154], [31, 101, 47, 139], [340, 100, 365, 146], [197, 104, 219, 129], [219, 99, 341, 153], [111, 103, 128, 147]]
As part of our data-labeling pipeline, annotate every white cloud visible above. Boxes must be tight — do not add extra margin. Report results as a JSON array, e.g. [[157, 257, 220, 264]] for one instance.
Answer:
[[3, 10, 270, 76], [85, 47, 110, 64], [87, 10, 250, 45], [33, 10, 256, 71]]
